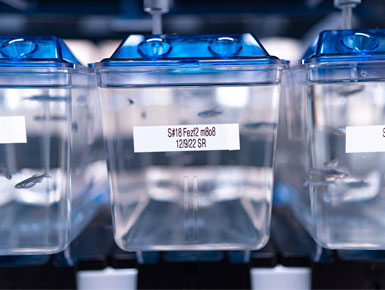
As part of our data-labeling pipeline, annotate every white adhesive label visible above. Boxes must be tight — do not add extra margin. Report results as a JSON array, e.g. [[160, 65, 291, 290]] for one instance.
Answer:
[[346, 125, 385, 153], [133, 123, 240, 153], [0, 116, 27, 144]]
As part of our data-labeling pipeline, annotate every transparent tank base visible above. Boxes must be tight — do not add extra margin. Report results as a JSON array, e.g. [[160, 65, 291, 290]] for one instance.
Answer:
[[308, 82, 385, 249], [310, 143, 385, 249], [311, 172, 385, 250], [113, 166, 272, 251], [0, 202, 68, 255]]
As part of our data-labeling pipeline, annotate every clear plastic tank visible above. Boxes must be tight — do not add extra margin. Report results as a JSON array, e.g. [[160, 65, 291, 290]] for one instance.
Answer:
[[95, 34, 287, 251], [0, 36, 108, 254], [284, 29, 385, 249]]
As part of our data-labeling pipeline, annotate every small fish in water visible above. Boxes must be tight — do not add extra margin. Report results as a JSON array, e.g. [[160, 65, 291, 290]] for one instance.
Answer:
[[338, 85, 365, 97], [244, 122, 277, 129], [50, 115, 67, 121], [0, 164, 11, 180], [308, 168, 348, 179], [343, 178, 369, 189], [15, 171, 50, 189], [128, 99, 135, 105], [34, 115, 47, 121], [304, 179, 335, 187], [323, 158, 339, 168], [346, 180, 369, 189], [333, 126, 346, 136], [72, 122, 78, 131], [141, 111, 147, 119], [197, 109, 222, 118], [34, 115, 67, 121], [24, 95, 69, 102]]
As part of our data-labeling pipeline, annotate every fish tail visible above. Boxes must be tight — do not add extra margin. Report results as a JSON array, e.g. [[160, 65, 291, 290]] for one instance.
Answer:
[[43, 169, 51, 178]]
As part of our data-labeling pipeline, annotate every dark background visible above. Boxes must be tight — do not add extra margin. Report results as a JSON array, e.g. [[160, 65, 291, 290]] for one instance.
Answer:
[[0, 0, 381, 40]]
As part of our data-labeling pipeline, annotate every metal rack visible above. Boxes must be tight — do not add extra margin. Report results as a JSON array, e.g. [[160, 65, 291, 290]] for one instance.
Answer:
[[0, 204, 383, 289]]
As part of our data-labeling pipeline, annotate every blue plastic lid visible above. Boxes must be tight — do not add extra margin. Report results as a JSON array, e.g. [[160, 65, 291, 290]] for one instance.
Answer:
[[304, 29, 385, 63], [0, 36, 80, 67], [98, 34, 286, 67]]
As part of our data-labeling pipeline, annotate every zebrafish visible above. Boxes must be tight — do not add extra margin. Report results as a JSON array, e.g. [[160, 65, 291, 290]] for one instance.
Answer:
[[304, 179, 335, 187], [128, 99, 135, 105], [323, 158, 339, 168], [308, 169, 348, 179], [305, 176, 369, 189], [34, 115, 67, 121], [197, 109, 222, 118], [0, 164, 11, 180], [305, 168, 349, 188], [244, 122, 277, 129], [50, 115, 67, 121], [23, 95, 69, 102], [34, 115, 47, 121], [72, 123, 78, 131], [338, 85, 365, 97], [344, 178, 369, 189], [333, 126, 346, 136], [15, 171, 50, 189]]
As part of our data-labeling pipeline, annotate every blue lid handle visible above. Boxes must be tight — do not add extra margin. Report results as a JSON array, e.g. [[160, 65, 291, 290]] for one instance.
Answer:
[[208, 37, 242, 57], [303, 29, 385, 62], [106, 33, 279, 64], [137, 38, 171, 58], [1, 38, 37, 58], [341, 32, 379, 51], [0, 36, 81, 66]]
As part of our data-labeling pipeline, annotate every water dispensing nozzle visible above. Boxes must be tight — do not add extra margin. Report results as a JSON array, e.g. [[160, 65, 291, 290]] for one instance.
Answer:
[[144, 0, 173, 35], [334, 0, 361, 29]]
